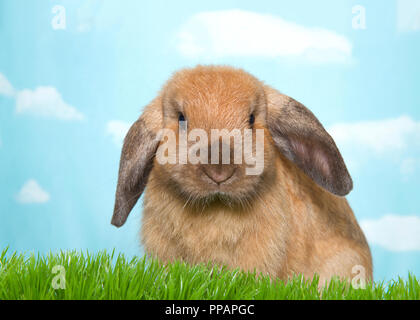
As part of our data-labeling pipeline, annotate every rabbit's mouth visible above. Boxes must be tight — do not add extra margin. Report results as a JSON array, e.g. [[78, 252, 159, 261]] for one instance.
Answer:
[[183, 177, 261, 210], [187, 190, 254, 210], [201, 166, 237, 186], [161, 162, 264, 210]]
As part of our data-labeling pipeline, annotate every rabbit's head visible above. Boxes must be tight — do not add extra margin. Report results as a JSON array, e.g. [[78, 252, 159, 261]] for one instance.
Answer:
[[111, 65, 352, 227]]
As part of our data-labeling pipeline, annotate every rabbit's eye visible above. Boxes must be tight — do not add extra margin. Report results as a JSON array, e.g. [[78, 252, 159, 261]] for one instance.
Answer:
[[178, 113, 186, 122], [178, 112, 187, 131], [249, 113, 255, 126]]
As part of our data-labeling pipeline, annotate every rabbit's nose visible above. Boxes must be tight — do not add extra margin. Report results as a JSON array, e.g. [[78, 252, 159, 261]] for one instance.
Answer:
[[202, 165, 236, 184]]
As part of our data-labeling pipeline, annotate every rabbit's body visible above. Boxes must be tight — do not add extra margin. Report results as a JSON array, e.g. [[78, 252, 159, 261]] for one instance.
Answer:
[[142, 150, 371, 283], [112, 65, 372, 284]]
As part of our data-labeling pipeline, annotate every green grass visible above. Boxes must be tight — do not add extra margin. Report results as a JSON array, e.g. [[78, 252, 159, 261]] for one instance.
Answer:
[[0, 248, 418, 300]]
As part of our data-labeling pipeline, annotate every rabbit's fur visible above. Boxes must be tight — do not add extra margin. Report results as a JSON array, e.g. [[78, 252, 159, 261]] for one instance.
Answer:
[[112, 65, 372, 285]]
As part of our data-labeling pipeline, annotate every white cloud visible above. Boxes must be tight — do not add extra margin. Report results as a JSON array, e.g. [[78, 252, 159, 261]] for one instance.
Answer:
[[328, 116, 420, 175], [397, 0, 420, 32], [106, 120, 130, 146], [176, 9, 352, 63], [360, 215, 420, 251], [328, 116, 420, 154], [1, 72, 84, 121], [0, 72, 15, 97], [16, 87, 84, 121], [400, 157, 420, 176], [16, 179, 50, 204]]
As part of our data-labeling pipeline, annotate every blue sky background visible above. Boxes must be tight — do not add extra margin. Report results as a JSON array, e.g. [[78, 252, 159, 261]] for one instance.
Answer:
[[0, 0, 419, 281]]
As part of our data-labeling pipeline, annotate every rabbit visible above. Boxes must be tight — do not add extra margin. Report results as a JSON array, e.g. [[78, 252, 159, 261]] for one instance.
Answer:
[[111, 65, 373, 286]]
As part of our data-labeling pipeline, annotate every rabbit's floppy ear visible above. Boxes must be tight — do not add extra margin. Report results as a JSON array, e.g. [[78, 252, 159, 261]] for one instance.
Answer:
[[265, 86, 352, 196], [111, 100, 162, 227]]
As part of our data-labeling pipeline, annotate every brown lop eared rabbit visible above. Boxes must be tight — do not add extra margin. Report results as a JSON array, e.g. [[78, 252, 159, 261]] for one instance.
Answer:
[[111, 65, 372, 286]]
